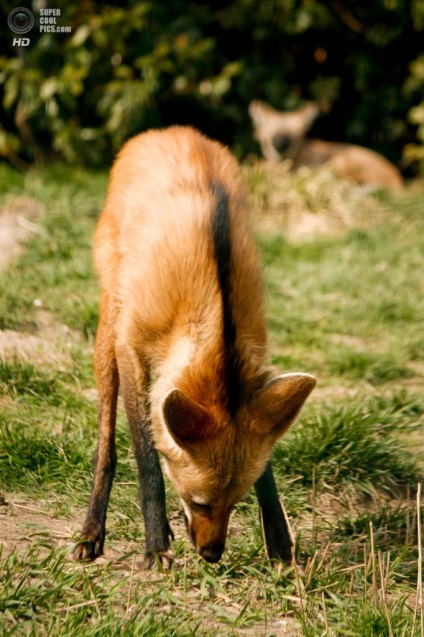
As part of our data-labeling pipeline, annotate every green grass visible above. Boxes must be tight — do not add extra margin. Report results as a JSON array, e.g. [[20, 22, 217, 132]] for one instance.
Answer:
[[0, 165, 104, 334], [274, 393, 422, 495], [0, 162, 423, 636]]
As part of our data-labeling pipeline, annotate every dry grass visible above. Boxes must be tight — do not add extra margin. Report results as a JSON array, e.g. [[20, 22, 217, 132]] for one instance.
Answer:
[[245, 160, 393, 242]]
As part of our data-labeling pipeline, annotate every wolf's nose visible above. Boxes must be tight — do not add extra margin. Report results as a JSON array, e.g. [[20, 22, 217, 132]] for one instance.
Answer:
[[200, 544, 224, 563]]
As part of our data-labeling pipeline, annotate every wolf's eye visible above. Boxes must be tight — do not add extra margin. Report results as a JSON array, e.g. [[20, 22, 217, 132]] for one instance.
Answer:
[[191, 500, 212, 513]]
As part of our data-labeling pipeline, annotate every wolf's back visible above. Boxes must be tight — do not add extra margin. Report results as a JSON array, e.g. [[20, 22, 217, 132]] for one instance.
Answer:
[[93, 126, 266, 376]]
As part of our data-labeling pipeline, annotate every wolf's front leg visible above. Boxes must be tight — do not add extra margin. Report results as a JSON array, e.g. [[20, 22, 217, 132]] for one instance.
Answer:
[[117, 346, 174, 569], [136, 437, 175, 569], [254, 462, 293, 564]]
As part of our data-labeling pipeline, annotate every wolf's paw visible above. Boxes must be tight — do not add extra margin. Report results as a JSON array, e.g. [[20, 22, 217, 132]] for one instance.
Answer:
[[141, 548, 174, 570], [267, 544, 293, 565], [73, 538, 103, 561], [263, 527, 293, 565]]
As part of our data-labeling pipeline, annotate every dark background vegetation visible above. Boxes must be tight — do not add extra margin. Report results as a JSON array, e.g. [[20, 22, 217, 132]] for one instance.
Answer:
[[1, 0, 424, 171]]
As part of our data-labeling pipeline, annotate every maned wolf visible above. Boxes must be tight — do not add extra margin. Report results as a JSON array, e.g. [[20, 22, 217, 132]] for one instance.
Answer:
[[73, 126, 316, 567], [249, 99, 404, 190]]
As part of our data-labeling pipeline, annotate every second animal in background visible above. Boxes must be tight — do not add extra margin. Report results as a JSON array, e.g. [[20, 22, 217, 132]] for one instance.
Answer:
[[249, 99, 403, 190]]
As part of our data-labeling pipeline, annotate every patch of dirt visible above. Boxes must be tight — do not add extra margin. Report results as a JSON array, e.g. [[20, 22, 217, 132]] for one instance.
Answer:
[[327, 333, 379, 349], [0, 197, 45, 270], [0, 494, 77, 557], [0, 326, 79, 368], [311, 382, 374, 402], [0, 494, 302, 634], [0, 197, 84, 368]]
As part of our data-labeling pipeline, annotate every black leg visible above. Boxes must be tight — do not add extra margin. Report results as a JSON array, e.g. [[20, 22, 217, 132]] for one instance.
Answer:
[[254, 462, 293, 563], [117, 349, 173, 569], [132, 423, 174, 569]]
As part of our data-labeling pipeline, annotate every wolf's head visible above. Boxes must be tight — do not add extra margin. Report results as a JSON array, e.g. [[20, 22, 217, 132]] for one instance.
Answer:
[[159, 373, 315, 563]]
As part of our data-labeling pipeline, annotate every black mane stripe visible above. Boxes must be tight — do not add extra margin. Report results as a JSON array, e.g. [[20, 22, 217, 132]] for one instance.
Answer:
[[211, 182, 242, 415]]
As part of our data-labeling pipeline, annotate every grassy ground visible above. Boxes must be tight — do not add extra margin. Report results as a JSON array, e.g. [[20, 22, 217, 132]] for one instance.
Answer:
[[0, 161, 423, 636]]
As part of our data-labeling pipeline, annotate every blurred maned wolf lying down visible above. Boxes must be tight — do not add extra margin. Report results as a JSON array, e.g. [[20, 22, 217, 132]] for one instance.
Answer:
[[249, 99, 403, 190], [73, 126, 316, 567]]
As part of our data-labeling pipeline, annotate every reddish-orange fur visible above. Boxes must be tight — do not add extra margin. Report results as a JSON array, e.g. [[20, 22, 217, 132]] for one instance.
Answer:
[[74, 126, 315, 566]]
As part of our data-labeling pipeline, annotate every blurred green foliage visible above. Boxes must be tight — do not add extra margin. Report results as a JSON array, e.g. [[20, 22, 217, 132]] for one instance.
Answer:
[[404, 54, 424, 172], [1, 0, 424, 171]]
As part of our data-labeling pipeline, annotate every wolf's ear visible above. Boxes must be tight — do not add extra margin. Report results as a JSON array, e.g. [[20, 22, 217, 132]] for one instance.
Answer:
[[249, 373, 316, 440], [162, 389, 215, 448]]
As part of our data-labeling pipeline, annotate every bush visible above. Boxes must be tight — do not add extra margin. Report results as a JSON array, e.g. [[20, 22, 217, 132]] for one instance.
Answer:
[[0, 1, 424, 170]]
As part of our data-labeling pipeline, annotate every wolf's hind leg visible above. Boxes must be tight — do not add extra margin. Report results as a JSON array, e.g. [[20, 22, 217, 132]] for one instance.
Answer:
[[74, 293, 119, 560]]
